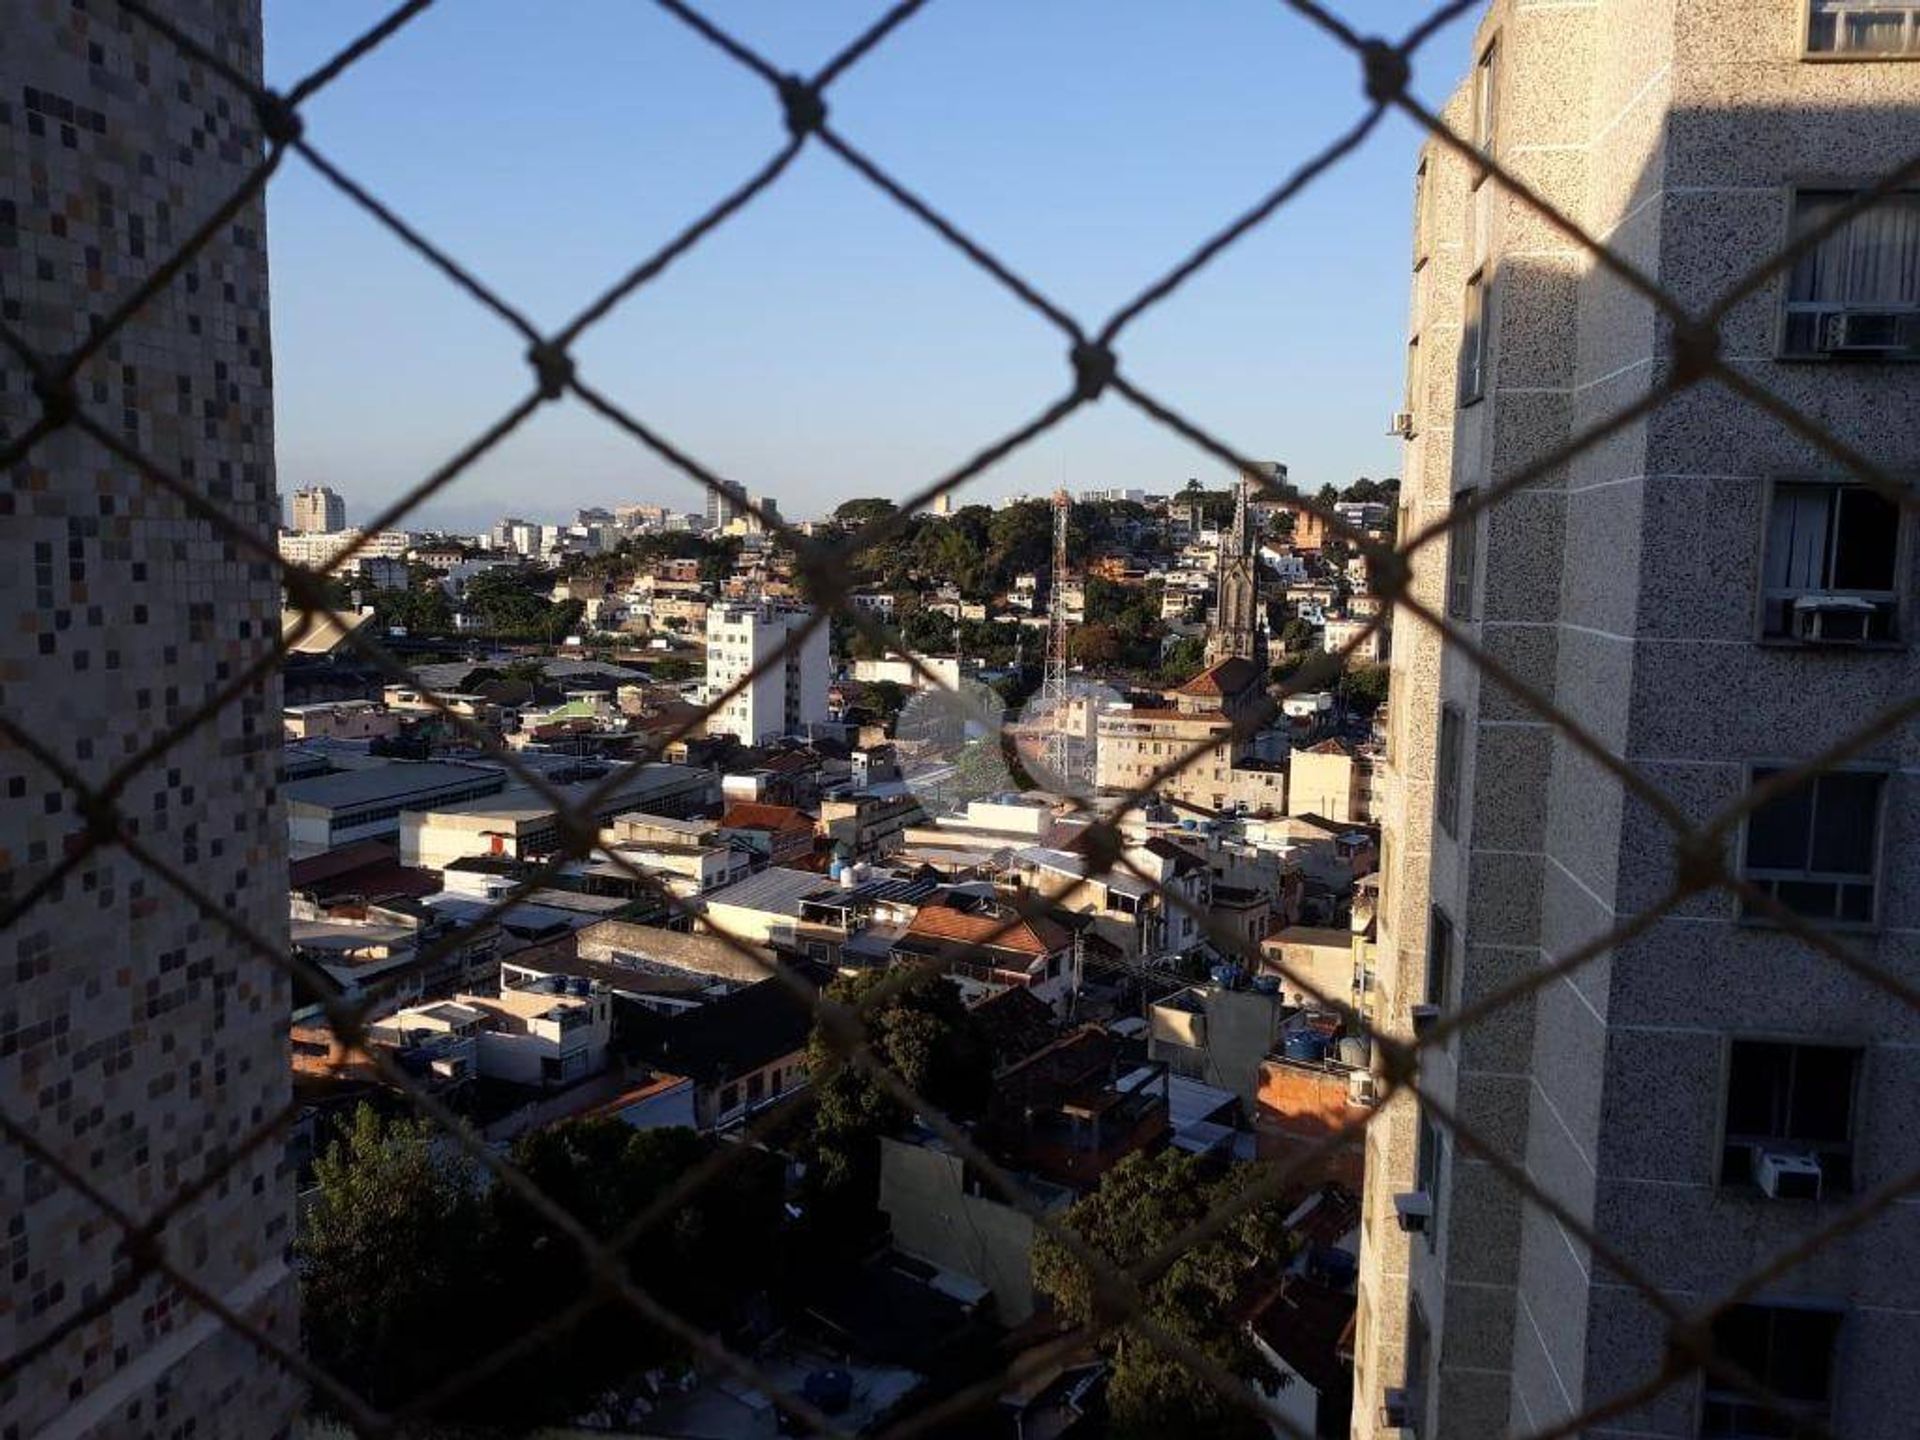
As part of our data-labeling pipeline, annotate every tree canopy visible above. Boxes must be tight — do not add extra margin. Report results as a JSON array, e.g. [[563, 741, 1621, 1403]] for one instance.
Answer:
[[1032, 1150, 1295, 1440]]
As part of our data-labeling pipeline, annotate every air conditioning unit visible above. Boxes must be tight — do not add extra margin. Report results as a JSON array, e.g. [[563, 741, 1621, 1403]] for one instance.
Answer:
[[1409, 1003, 1441, 1037], [1393, 1190, 1433, 1233], [1753, 1148, 1824, 1201], [1792, 594, 1878, 643], [1381, 1387, 1412, 1429], [1348, 1070, 1379, 1107], [1819, 309, 1918, 356], [1387, 410, 1416, 438]]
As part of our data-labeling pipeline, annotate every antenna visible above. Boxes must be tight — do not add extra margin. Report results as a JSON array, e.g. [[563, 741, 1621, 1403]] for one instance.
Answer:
[[1042, 488, 1076, 785]]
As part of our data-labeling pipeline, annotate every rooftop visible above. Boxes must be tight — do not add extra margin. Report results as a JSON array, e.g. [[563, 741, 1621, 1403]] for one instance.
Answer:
[[703, 865, 833, 918], [284, 760, 504, 812], [620, 977, 812, 1083]]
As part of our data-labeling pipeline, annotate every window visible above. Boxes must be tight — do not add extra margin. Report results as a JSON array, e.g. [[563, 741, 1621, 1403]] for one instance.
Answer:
[[1760, 480, 1904, 641], [1700, 1304, 1841, 1438], [1445, 490, 1479, 618], [1806, 0, 1920, 54], [1459, 270, 1490, 404], [1404, 1299, 1432, 1431], [1416, 1109, 1444, 1247], [1426, 906, 1454, 1008], [1404, 333, 1422, 421], [719, 1083, 740, 1115], [746, 1071, 766, 1104], [1720, 1039, 1859, 1192], [1741, 768, 1884, 923], [1412, 156, 1431, 269], [1471, 41, 1498, 173], [1780, 190, 1920, 358], [1436, 705, 1464, 839]]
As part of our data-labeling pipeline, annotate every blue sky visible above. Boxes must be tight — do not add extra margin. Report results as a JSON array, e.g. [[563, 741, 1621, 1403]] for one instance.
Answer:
[[264, 1, 1473, 533]]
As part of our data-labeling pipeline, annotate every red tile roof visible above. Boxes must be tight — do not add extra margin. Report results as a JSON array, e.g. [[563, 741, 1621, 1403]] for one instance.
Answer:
[[906, 900, 1068, 958], [719, 802, 814, 835], [1173, 656, 1261, 698]]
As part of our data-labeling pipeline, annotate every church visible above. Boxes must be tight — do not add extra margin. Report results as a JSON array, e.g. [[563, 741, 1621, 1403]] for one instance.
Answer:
[[1205, 473, 1268, 670]]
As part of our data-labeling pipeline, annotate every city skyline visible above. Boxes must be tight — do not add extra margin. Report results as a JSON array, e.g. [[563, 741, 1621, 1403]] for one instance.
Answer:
[[264, 0, 1468, 533]]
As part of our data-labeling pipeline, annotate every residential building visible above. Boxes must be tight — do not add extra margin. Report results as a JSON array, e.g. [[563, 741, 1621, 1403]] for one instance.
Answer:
[[704, 601, 830, 744], [621, 978, 812, 1132], [1357, 7, 1920, 1439], [1, 12, 302, 1433], [717, 800, 817, 866], [398, 763, 716, 869], [276, 526, 411, 568], [290, 483, 347, 533], [1146, 978, 1286, 1108], [1289, 739, 1381, 825], [1094, 656, 1267, 812], [894, 891, 1080, 1013], [283, 699, 404, 742]]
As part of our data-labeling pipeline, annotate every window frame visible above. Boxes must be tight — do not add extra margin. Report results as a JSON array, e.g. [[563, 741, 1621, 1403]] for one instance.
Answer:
[[1459, 268, 1490, 406], [1696, 1301, 1845, 1439], [1471, 39, 1499, 184], [1412, 155, 1433, 270], [1445, 490, 1479, 619], [1425, 904, 1454, 1009], [1775, 185, 1920, 360], [1753, 475, 1910, 646], [1415, 1107, 1445, 1252], [1736, 764, 1889, 929], [1713, 1035, 1864, 1195], [1802, 0, 1920, 58], [1435, 704, 1464, 839]]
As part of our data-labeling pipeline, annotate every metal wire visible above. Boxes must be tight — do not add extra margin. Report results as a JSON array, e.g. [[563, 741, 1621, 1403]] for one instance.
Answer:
[[3, 1, 1915, 1437]]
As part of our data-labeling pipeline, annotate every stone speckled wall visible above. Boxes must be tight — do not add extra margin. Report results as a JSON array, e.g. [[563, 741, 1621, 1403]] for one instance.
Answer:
[[0, 2, 298, 1435]]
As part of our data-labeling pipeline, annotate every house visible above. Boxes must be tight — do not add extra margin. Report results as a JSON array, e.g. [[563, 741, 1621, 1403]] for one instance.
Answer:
[[893, 892, 1077, 1013], [1248, 1275, 1357, 1440], [620, 978, 812, 1133], [976, 1028, 1171, 1192], [1288, 740, 1381, 825], [718, 800, 817, 866], [1147, 977, 1285, 1108]]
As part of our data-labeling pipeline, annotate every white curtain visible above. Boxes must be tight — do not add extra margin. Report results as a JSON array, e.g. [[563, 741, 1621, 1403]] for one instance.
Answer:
[[1765, 486, 1832, 592], [1792, 193, 1920, 304]]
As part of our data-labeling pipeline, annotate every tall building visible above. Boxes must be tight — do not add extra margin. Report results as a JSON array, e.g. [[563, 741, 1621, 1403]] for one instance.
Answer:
[[1205, 473, 1267, 668], [1, 5, 299, 1436], [289, 483, 346, 533], [704, 602, 830, 745], [1357, 5, 1919, 1439], [705, 477, 748, 533]]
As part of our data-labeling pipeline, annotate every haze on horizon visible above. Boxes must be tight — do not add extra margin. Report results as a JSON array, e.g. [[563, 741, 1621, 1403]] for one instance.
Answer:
[[265, 0, 1471, 534]]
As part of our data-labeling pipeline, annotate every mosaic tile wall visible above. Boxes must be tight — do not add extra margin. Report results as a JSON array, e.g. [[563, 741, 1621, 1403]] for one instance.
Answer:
[[1, 2, 298, 1435]]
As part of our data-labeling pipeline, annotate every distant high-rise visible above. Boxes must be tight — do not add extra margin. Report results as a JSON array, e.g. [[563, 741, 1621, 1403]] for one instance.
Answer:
[[1356, 5, 1920, 1438], [2, 4, 299, 1436], [290, 483, 347, 534], [705, 478, 748, 532]]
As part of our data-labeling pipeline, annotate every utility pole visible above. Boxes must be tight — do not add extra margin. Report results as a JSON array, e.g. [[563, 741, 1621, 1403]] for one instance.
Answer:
[[1042, 488, 1074, 783]]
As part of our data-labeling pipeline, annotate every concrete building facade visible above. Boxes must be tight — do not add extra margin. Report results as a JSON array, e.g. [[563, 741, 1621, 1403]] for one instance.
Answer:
[[1356, 5, 1920, 1438], [0, 3, 301, 1434], [289, 484, 346, 534], [704, 601, 830, 745]]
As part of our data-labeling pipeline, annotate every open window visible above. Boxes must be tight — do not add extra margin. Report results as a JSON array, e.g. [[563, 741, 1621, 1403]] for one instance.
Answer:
[[1760, 480, 1904, 643], [1720, 1039, 1859, 1196], [1780, 190, 1920, 358], [1701, 1304, 1842, 1438]]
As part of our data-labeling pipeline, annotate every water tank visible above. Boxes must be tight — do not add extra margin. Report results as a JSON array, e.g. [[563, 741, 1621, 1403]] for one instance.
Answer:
[[1337, 1035, 1371, 1068], [1209, 963, 1240, 990], [828, 856, 847, 880], [1283, 1029, 1329, 1062], [1250, 974, 1281, 996]]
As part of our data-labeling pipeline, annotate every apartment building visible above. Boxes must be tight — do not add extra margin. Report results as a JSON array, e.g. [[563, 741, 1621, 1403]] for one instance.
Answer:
[[1357, 4, 1919, 1438], [290, 483, 347, 533], [0, 6, 301, 1434], [704, 600, 830, 745]]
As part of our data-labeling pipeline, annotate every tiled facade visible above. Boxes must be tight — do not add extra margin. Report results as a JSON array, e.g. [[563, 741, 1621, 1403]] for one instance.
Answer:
[[1358, 2, 1920, 1437], [1, 3, 298, 1436]]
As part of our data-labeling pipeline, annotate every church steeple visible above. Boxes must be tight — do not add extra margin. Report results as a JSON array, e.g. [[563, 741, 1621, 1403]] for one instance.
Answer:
[[1205, 471, 1265, 670]]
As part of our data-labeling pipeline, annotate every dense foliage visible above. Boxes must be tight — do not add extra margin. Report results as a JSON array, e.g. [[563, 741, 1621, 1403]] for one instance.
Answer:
[[1032, 1150, 1295, 1440], [299, 1107, 782, 1428]]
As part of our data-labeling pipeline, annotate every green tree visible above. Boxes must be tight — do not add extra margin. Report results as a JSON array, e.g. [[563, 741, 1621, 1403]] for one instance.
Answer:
[[834, 496, 900, 528], [1279, 616, 1319, 654], [802, 971, 991, 1249], [1158, 634, 1206, 684], [1032, 1150, 1294, 1440], [298, 1106, 490, 1412], [1336, 660, 1391, 716]]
